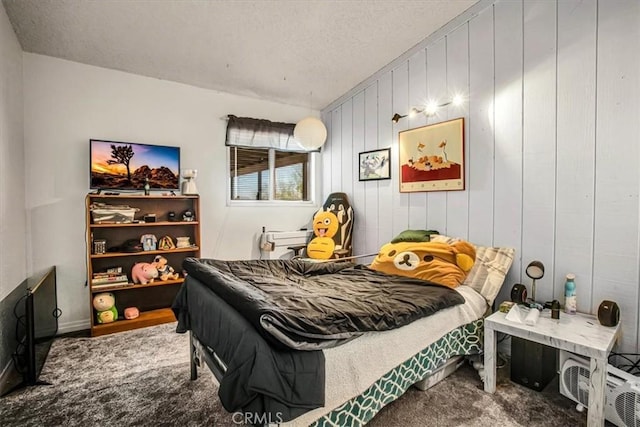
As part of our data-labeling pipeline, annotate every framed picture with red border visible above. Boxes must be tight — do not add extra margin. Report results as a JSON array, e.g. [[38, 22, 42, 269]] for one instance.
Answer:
[[398, 117, 464, 192]]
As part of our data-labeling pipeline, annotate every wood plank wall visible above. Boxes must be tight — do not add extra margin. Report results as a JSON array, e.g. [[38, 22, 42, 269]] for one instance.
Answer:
[[321, 0, 640, 352]]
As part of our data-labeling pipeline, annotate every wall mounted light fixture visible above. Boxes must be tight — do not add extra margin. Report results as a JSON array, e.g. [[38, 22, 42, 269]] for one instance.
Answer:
[[391, 94, 465, 122], [391, 113, 407, 123]]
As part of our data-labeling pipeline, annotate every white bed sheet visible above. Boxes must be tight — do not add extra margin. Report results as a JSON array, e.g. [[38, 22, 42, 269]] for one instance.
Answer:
[[286, 285, 487, 426]]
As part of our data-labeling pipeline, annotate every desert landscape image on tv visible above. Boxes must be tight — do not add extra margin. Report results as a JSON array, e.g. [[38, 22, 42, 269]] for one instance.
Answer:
[[90, 140, 180, 190]]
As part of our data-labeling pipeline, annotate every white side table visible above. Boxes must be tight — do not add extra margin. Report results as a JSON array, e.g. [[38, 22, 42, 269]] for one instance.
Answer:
[[484, 310, 620, 427]]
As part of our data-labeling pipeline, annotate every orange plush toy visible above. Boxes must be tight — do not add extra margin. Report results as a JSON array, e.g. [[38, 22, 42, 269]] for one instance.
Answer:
[[370, 239, 476, 288]]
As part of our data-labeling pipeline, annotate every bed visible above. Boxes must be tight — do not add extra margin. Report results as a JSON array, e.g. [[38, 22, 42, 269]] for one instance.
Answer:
[[172, 234, 515, 426]]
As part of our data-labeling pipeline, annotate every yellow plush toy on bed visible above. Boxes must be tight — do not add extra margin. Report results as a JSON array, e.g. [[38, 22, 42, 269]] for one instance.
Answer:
[[369, 238, 476, 288]]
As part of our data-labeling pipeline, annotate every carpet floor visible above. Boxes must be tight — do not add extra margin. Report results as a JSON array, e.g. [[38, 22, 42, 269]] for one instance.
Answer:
[[0, 323, 590, 426]]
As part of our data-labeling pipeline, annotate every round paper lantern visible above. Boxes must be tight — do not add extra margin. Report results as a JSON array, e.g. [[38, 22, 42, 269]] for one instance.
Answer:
[[294, 117, 327, 150]]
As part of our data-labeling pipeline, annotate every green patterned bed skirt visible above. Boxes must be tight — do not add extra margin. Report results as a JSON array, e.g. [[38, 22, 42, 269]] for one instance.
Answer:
[[310, 318, 484, 427]]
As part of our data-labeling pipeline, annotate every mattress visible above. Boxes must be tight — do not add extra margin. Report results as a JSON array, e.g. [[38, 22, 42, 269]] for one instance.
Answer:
[[280, 285, 487, 426], [312, 320, 483, 426], [180, 234, 516, 425]]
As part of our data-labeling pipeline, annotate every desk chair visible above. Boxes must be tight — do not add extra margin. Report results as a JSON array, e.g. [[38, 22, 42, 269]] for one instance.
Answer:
[[289, 192, 354, 260]]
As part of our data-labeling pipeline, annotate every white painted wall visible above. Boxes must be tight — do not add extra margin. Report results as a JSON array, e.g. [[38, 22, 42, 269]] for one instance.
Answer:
[[0, 3, 26, 301], [23, 54, 320, 332], [322, 0, 640, 352]]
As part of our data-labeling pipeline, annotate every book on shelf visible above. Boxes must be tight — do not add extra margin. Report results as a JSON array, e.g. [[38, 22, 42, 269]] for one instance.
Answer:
[[91, 274, 129, 284], [92, 266, 123, 277], [91, 281, 132, 290], [92, 272, 125, 279]]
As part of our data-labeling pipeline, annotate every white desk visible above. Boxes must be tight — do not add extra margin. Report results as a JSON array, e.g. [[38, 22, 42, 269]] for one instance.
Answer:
[[484, 310, 620, 427]]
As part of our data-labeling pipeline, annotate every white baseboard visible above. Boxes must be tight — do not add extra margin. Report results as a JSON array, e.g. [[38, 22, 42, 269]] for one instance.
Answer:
[[57, 318, 91, 335]]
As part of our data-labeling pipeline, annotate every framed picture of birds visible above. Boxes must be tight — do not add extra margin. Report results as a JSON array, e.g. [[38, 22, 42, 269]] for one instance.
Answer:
[[398, 117, 465, 192]]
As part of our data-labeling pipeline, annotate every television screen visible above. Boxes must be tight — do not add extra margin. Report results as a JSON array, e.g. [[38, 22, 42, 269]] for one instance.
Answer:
[[90, 139, 180, 190], [3, 267, 58, 395], [28, 267, 59, 383]]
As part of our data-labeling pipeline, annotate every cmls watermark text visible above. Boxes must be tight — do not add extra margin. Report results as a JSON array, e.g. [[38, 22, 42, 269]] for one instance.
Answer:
[[232, 412, 284, 425]]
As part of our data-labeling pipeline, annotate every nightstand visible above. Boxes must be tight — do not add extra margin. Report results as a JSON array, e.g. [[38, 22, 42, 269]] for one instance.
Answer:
[[484, 309, 620, 427]]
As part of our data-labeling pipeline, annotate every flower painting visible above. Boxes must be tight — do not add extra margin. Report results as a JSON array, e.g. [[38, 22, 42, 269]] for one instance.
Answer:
[[398, 118, 464, 192]]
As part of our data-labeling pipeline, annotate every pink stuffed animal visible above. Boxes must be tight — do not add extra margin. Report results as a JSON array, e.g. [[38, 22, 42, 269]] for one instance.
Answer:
[[131, 262, 158, 284], [124, 307, 140, 319]]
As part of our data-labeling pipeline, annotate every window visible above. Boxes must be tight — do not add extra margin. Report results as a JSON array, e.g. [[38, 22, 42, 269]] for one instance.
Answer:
[[229, 147, 270, 200], [226, 115, 316, 204], [229, 147, 311, 201]]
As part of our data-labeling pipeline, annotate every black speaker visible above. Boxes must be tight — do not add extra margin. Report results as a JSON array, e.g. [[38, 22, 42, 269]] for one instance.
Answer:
[[510, 337, 557, 391], [511, 284, 527, 303], [598, 300, 620, 327]]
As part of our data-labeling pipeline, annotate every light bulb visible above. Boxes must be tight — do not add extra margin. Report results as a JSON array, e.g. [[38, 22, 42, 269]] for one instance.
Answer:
[[425, 101, 439, 116], [294, 117, 327, 150]]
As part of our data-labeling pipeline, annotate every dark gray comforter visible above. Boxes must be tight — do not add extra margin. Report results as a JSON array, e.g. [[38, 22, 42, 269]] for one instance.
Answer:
[[181, 258, 465, 350], [173, 258, 465, 422], [172, 275, 324, 422]]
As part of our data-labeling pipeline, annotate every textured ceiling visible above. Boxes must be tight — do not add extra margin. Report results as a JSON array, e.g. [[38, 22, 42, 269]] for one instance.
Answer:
[[2, 0, 477, 110]]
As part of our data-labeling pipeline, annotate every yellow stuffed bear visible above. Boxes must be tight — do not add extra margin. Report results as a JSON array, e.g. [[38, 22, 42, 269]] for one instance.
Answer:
[[370, 239, 476, 288]]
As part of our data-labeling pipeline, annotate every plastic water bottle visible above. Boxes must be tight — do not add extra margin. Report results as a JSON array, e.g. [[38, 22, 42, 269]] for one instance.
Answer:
[[564, 273, 577, 314]]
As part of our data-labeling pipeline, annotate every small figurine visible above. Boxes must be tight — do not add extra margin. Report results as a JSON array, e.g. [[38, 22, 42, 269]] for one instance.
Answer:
[[144, 178, 150, 196], [151, 255, 179, 281]]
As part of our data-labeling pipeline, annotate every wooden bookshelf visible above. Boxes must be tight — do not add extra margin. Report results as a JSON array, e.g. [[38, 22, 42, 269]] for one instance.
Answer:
[[86, 194, 200, 336]]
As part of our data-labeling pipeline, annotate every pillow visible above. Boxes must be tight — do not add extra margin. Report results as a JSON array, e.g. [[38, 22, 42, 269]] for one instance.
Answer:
[[390, 229, 440, 244], [369, 239, 476, 289], [430, 235, 515, 305]]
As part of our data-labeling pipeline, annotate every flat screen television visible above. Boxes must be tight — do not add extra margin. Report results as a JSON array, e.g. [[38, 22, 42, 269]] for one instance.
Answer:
[[3, 267, 59, 396], [90, 139, 180, 191]]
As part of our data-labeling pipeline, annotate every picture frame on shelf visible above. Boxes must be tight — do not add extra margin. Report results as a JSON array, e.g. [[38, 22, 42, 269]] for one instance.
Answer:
[[358, 148, 391, 181], [140, 234, 157, 251], [398, 117, 465, 192]]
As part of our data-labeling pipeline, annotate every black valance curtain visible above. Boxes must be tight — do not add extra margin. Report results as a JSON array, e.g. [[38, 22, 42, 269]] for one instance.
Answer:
[[225, 115, 319, 152]]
